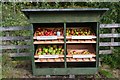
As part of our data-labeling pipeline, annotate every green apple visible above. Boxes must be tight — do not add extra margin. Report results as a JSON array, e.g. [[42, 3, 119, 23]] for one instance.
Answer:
[[48, 49, 52, 53], [58, 48, 62, 51], [60, 52, 63, 55], [50, 47, 53, 50], [75, 32, 78, 35], [52, 50, 56, 55], [45, 49, 48, 53], [56, 51, 59, 55], [43, 48, 46, 51], [42, 52, 46, 55], [38, 52, 42, 55]]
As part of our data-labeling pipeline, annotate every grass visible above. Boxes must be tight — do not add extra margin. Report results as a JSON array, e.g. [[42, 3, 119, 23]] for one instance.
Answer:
[[99, 69, 114, 78]]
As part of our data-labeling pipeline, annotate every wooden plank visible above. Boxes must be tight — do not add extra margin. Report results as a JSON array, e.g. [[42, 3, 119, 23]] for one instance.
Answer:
[[100, 24, 120, 28], [34, 41, 64, 44], [99, 42, 120, 46], [2, 45, 31, 49], [1, 26, 32, 31], [35, 58, 96, 62], [66, 41, 96, 43], [100, 34, 120, 38], [9, 53, 31, 57], [99, 50, 112, 54], [34, 54, 96, 58], [34, 36, 64, 39], [110, 28, 115, 50], [0, 36, 31, 41]]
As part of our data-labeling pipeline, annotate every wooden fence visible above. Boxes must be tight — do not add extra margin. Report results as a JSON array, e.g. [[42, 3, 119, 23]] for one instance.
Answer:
[[99, 24, 120, 54], [1, 24, 120, 57]]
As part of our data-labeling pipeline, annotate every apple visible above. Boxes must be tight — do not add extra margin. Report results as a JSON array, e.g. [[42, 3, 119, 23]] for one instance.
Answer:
[[45, 49, 48, 53], [38, 52, 42, 55]]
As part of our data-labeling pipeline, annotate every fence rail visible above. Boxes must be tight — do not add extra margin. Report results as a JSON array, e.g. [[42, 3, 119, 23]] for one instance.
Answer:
[[1, 24, 120, 57], [99, 24, 120, 54]]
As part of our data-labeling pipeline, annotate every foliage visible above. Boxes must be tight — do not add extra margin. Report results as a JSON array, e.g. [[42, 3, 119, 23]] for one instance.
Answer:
[[2, 3, 30, 27], [2, 2, 120, 25], [2, 53, 16, 78], [2, 53, 32, 78], [99, 69, 114, 78], [101, 48, 120, 69]]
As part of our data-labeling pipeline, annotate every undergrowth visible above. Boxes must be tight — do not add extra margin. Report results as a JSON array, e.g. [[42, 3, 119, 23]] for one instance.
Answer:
[[101, 48, 120, 69]]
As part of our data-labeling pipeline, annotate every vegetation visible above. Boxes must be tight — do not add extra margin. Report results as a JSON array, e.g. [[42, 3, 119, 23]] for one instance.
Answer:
[[99, 69, 114, 78], [101, 48, 120, 69]]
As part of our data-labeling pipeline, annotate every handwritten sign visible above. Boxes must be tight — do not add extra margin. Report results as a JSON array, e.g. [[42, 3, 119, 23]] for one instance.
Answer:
[[39, 55, 59, 58], [37, 36, 57, 40], [73, 55, 93, 58], [72, 36, 96, 39]]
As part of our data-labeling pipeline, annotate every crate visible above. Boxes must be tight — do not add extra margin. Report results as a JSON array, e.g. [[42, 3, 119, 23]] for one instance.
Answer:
[[22, 8, 109, 75]]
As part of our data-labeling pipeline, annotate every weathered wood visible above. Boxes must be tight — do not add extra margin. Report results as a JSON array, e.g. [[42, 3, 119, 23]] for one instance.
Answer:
[[100, 34, 120, 38], [1, 26, 32, 31], [2, 45, 31, 49], [100, 24, 120, 28], [99, 50, 112, 54], [110, 28, 115, 50], [9, 53, 31, 57], [99, 42, 120, 46], [0, 36, 31, 41]]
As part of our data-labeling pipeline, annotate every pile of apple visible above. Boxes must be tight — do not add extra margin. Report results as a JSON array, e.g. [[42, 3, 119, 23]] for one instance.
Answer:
[[68, 50, 90, 55], [35, 28, 63, 36], [37, 45, 64, 55], [66, 28, 94, 36]]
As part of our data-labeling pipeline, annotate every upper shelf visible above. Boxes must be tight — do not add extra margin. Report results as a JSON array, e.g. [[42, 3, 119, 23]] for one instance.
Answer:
[[33, 36, 96, 40], [33, 36, 64, 40]]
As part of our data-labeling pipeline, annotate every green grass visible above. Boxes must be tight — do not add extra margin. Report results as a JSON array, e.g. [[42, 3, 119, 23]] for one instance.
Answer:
[[99, 69, 114, 78]]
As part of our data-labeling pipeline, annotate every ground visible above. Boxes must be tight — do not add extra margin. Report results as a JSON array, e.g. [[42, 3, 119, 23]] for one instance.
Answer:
[[2, 60, 120, 79]]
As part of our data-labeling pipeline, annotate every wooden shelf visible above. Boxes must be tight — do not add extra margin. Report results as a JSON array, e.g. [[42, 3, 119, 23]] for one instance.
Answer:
[[34, 55, 72, 58], [34, 54, 96, 58], [33, 36, 96, 40], [66, 36, 96, 39], [33, 36, 64, 39], [34, 41, 64, 44], [33, 40, 96, 44], [66, 40, 96, 43], [35, 58, 96, 62]]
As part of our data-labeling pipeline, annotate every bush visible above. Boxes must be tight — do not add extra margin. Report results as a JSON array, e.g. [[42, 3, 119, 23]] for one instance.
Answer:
[[101, 48, 120, 69], [2, 53, 16, 78]]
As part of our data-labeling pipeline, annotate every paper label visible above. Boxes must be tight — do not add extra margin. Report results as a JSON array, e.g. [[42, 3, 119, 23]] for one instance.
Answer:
[[72, 36, 96, 39], [37, 36, 57, 40], [39, 55, 59, 58], [73, 55, 93, 58]]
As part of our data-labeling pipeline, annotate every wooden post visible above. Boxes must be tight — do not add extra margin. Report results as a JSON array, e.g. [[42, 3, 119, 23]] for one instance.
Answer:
[[111, 28, 115, 51]]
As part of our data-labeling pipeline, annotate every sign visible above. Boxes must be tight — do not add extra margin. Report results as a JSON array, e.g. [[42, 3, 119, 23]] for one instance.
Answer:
[[37, 36, 57, 40], [73, 55, 93, 58], [39, 55, 59, 58], [72, 36, 96, 39]]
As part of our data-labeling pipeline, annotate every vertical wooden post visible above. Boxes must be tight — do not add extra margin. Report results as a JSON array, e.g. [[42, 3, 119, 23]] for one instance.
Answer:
[[64, 22, 67, 68], [111, 28, 115, 51]]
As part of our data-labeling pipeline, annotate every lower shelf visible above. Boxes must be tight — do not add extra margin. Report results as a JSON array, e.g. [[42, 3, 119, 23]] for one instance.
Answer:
[[35, 58, 96, 62], [34, 54, 96, 58]]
